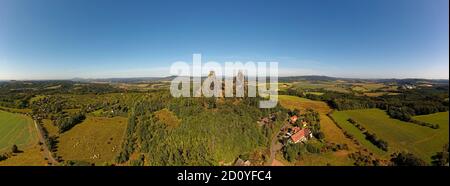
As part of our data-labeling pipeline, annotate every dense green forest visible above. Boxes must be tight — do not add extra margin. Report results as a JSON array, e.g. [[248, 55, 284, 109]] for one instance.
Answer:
[[116, 92, 288, 165], [0, 81, 123, 108]]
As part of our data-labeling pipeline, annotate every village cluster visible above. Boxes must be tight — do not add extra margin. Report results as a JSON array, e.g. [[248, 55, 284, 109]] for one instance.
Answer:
[[282, 114, 313, 144]]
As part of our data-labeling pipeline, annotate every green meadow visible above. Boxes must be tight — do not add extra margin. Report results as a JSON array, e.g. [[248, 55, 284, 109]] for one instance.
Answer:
[[332, 109, 449, 162], [0, 111, 37, 152]]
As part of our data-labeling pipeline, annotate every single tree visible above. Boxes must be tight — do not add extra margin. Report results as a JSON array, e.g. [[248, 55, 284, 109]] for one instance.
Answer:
[[11, 144, 19, 153]]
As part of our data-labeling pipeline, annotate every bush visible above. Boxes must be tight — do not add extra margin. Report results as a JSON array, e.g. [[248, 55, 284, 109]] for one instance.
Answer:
[[431, 143, 449, 166], [390, 152, 427, 166], [283, 143, 305, 162], [347, 118, 388, 151], [11, 144, 19, 153], [0, 153, 8, 161], [410, 119, 440, 129], [55, 112, 86, 133], [65, 160, 93, 166], [364, 132, 388, 151], [306, 143, 321, 154], [315, 132, 325, 140]]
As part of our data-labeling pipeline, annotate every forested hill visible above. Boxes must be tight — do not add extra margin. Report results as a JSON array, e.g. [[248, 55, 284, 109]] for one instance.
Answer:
[[115, 92, 288, 166]]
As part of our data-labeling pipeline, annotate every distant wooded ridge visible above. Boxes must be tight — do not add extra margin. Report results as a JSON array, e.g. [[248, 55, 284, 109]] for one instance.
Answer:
[[2, 75, 448, 84]]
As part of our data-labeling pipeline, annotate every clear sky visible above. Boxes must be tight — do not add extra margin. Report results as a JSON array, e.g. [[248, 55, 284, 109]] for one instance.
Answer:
[[0, 0, 448, 80]]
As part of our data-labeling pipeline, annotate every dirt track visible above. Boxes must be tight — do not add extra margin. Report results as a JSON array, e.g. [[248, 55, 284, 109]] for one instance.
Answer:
[[33, 120, 59, 165]]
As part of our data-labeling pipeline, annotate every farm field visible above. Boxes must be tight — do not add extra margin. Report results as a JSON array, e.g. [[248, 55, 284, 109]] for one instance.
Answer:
[[350, 83, 386, 92], [290, 81, 350, 93], [42, 119, 59, 137], [56, 116, 128, 164], [305, 92, 324, 96], [294, 151, 354, 166], [278, 95, 331, 113], [0, 145, 47, 166], [363, 92, 387, 97], [286, 80, 402, 96], [0, 110, 46, 165], [332, 109, 449, 162], [0, 106, 32, 114], [0, 111, 38, 152], [412, 112, 450, 158]]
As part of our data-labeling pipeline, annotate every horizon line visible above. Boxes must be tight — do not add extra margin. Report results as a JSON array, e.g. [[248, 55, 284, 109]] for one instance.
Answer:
[[1, 75, 449, 81]]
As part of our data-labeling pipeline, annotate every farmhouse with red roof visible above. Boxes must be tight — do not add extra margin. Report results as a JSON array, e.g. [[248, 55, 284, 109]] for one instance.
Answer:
[[289, 128, 312, 144]]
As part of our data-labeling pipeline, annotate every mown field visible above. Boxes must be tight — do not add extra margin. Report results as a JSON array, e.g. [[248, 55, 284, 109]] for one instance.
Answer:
[[0, 106, 31, 114], [0, 111, 37, 152], [332, 109, 449, 162], [0, 145, 47, 166], [278, 95, 356, 165], [291, 81, 350, 93], [285, 80, 401, 97], [57, 116, 128, 164], [0, 110, 47, 165], [278, 95, 331, 113]]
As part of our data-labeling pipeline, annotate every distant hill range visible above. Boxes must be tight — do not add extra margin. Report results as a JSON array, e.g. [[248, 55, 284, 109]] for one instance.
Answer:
[[69, 75, 449, 85], [278, 76, 449, 84], [2, 75, 447, 85], [71, 76, 177, 83]]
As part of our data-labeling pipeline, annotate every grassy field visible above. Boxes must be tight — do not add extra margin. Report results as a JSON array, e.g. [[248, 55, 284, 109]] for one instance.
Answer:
[[332, 109, 449, 162], [305, 92, 324, 96], [278, 95, 357, 165], [351, 83, 385, 92], [0, 111, 46, 165], [290, 81, 350, 93], [294, 151, 354, 166], [288, 80, 394, 94], [412, 112, 449, 159], [0, 145, 47, 166], [154, 108, 181, 129], [363, 92, 387, 97], [57, 116, 128, 164], [278, 95, 331, 113], [0, 106, 32, 114], [351, 86, 368, 92], [42, 119, 59, 137], [0, 111, 38, 152]]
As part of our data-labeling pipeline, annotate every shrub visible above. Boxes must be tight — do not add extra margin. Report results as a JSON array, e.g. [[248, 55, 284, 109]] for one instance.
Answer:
[[11, 144, 19, 153], [390, 152, 427, 166]]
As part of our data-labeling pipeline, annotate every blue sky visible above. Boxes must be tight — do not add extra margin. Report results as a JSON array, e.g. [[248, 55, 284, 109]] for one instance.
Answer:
[[0, 0, 448, 79]]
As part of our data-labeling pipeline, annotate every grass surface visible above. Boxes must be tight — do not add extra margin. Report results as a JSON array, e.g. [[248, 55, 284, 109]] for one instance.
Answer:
[[305, 92, 324, 96], [42, 119, 59, 137], [154, 108, 181, 129], [363, 92, 386, 97], [294, 151, 354, 166], [0, 145, 47, 166], [0, 106, 32, 114], [0, 111, 46, 165], [57, 116, 128, 164], [332, 109, 449, 161], [278, 95, 331, 113], [0, 111, 37, 152]]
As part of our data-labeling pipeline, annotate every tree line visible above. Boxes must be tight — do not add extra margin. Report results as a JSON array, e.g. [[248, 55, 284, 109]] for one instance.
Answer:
[[347, 118, 388, 151], [284, 86, 448, 125]]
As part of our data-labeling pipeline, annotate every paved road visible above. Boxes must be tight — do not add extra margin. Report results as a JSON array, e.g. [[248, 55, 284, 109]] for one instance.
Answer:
[[33, 120, 59, 165]]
